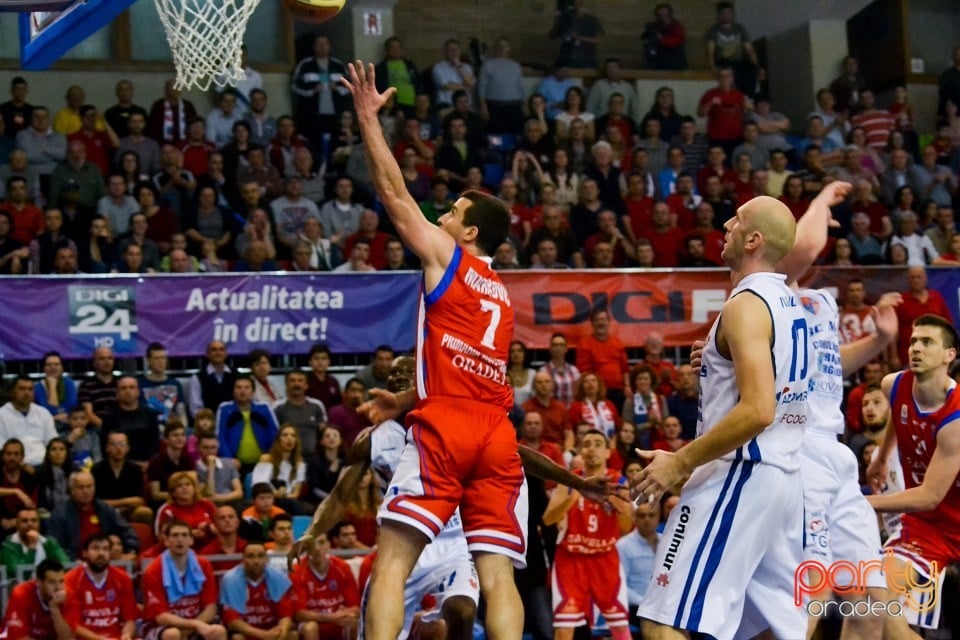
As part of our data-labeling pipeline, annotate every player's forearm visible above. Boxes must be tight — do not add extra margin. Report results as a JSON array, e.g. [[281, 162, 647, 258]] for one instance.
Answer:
[[779, 194, 832, 282], [309, 461, 370, 538], [840, 334, 889, 377], [356, 110, 415, 221], [675, 402, 770, 471], [876, 416, 898, 467], [542, 488, 578, 525], [396, 387, 417, 413], [519, 445, 582, 490], [868, 486, 942, 513]]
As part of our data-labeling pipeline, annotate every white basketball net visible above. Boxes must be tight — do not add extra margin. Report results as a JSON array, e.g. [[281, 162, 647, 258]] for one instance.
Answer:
[[154, 0, 263, 91]]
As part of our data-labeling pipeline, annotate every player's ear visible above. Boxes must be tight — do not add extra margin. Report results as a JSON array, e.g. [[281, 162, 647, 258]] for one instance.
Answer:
[[462, 224, 479, 244]]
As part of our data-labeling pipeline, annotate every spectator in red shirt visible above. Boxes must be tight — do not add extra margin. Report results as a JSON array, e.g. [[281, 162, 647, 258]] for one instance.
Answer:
[[220, 543, 297, 640], [623, 172, 656, 245], [640, 332, 677, 397], [697, 146, 736, 195], [664, 173, 700, 230], [691, 201, 725, 264], [839, 279, 878, 344], [63, 534, 138, 640], [0, 176, 43, 245], [343, 209, 391, 270], [180, 119, 216, 178], [393, 118, 435, 179], [730, 152, 755, 205], [67, 105, 118, 177], [519, 411, 564, 467], [607, 422, 639, 474], [651, 415, 688, 452], [3, 559, 71, 640], [894, 266, 954, 366], [779, 174, 811, 220], [522, 371, 573, 449], [154, 471, 217, 547], [850, 90, 895, 152], [575, 309, 631, 408], [291, 532, 360, 638], [568, 372, 623, 440], [697, 67, 748, 156], [199, 504, 248, 572], [643, 201, 685, 267], [583, 209, 636, 267], [844, 361, 884, 435], [141, 521, 225, 640], [850, 178, 892, 240]]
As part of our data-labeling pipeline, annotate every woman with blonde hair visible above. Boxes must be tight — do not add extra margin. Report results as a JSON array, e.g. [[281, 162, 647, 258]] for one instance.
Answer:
[[154, 472, 217, 547], [251, 424, 308, 514]]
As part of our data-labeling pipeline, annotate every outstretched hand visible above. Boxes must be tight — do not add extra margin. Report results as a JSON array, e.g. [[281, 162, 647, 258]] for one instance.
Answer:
[[578, 473, 620, 505], [357, 387, 402, 423], [630, 448, 688, 504], [288, 533, 315, 572], [873, 292, 902, 342], [340, 61, 396, 119]]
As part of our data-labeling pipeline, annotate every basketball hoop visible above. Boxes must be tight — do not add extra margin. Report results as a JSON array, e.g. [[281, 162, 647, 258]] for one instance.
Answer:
[[154, 0, 262, 91]]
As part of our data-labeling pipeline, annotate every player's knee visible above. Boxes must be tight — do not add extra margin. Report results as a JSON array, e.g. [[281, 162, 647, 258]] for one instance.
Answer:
[[473, 552, 515, 595], [442, 596, 477, 631], [299, 621, 319, 640]]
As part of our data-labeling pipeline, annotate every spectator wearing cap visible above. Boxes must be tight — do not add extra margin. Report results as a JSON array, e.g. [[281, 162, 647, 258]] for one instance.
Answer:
[[67, 105, 118, 177], [49, 140, 106, 209], [0, 77, 33, 137]]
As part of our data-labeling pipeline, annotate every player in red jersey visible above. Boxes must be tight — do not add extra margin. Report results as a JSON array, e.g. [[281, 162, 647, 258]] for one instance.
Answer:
[[141, 520, 225, 640], [868, 314, 960, 639], [3, 559, 72, 640], [341, 63, 523, 640], [543, 430, 634, 640], [221, 543, 298, 640], [291, 532, 360, 639], [64, 534, 139, 640]]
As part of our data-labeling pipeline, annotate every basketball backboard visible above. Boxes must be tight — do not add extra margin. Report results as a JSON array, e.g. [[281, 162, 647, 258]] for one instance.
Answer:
[[0, 0, 138, 69]]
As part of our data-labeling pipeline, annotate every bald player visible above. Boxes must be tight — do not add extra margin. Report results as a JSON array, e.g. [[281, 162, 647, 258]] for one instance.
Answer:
[[632, 196, 810, 640]]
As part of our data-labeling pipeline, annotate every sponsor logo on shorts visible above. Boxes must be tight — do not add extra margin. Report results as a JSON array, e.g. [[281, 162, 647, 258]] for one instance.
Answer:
[[662, 505, 691, 571], [656, 573, 670, 587], [795, 552, 939, 616]]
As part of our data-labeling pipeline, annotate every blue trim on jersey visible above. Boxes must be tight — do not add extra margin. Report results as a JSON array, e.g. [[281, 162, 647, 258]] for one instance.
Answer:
[[937, 410, 960, 434], [424, 245, 462, 307], [747, 437, 761, 461], [673, 460, 741, 628], [686, 460, 757, 629], [890, 372, 904, 414]]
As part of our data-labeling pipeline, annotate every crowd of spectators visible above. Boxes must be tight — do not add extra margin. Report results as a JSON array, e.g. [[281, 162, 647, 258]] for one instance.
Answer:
[[1, 0, 960, 637]]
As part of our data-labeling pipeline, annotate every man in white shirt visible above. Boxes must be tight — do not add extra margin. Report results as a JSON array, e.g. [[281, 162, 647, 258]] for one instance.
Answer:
[[97, 174, 139, 235], [205, 89, 243, 148], [616, 502, 660, 624], [332, 239, 375, 272], [431, 39, 476, 109], [0, 377, 57, 467], [271, 176, 322, 253]]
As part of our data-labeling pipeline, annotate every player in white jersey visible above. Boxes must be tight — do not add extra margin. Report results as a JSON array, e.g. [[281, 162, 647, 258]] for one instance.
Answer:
[[631, 196, 810, 640], [291, 357, 617, 640], [762, 181, 902, 639]]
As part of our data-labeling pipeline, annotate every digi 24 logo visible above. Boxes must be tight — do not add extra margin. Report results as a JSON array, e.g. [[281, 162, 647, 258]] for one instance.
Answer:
[[68, 286, 138, 352]]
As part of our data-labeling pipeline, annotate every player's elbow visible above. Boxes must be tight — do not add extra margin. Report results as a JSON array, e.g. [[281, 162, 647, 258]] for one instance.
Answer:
[[913, 488, 947, 512], [746, 397, 777, 432]]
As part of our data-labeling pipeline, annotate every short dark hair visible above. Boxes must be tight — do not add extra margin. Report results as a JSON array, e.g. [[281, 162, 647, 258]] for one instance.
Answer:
[[163, 417, 186, 439], [81, 533, 112, 552], [914, 314, 959, 350], [6, 175, 26, 191], [308, 344, 331, 359], [269, 513, 293, 531], [344, 377, 366, 392], [285, 369, 308, 382], [251, 482, 274, 498], [863, 384, 883, 396], [374, 344, 394, 357], [146, 342, 165, 358], [249, 348, 270, 365], [2, 438, 24, 456], [36, 559, 64, 581], [461, 190, 511, 257], [163, 519, 193, 537], [330, 521, 355, 538]]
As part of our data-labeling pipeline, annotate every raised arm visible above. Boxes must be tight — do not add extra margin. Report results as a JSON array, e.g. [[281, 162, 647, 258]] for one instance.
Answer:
[[633, 292, 776, 499], [777, 180, 851, 283], [341, 62, 455, 272]]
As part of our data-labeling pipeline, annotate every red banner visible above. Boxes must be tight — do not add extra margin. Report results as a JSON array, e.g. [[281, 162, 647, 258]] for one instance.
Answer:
[[499, 267, 912, 349]]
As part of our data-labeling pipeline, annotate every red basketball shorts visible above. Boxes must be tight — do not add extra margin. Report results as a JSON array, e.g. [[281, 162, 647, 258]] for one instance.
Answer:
[[552, 548, 628, 628], [379, 396, 529, 567]]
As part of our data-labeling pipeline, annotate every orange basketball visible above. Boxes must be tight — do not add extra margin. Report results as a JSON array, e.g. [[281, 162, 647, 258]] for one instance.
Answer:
[[283, 0, 347, 23]]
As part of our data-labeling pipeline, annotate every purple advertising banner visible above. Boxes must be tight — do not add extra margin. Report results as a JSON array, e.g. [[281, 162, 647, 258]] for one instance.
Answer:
[[0, 273, 422, 360]]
